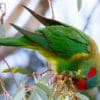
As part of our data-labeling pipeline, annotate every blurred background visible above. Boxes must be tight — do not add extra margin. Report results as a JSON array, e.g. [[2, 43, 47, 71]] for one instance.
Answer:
[[0, 0, 100, 100]]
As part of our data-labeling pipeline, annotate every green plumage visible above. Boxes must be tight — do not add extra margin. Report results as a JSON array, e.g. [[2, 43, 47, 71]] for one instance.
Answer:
[[0, 24, 90, 72], [0, 6, 100, 89]]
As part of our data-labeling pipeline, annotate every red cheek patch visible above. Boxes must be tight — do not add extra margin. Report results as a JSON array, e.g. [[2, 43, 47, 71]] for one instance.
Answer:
[[77, 67, 97, 90], [77, 79, 87, 90], [87, 67, 97, 79]]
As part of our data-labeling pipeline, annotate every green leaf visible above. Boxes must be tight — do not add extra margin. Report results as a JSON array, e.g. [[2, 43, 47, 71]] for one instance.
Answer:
[[2, 67, 30, 75], [29, 86, 48, 100], [76, 92, 90, 100], [39, 73, 52, 84], [14, 81, 26, 100], [36, 82, 53, 96], [77, 0, 82, 11], [28, 90, 40, 100]]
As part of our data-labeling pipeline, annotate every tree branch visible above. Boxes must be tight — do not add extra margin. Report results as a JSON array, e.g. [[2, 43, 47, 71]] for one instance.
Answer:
[[83, 0, 100, 31]]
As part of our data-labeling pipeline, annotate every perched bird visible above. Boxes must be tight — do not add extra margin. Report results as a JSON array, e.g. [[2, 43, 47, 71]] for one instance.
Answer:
[[0, 6, 100, 90]]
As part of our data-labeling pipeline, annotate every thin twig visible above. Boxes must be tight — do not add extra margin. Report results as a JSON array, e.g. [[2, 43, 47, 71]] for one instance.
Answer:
[[0, 77, 10, 100], [83, 0, 100, 31], [47, 0, 55, 19], [0, 2, 6, 24], [3, 59, 19, 88]]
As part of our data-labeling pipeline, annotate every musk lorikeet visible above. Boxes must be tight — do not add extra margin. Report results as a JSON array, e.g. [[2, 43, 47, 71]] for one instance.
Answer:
[[0, 6, 100, 90]]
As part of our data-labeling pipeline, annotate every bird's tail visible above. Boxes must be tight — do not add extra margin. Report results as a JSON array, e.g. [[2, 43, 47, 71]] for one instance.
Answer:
[[0, 24, 49, 52], [0, 36, 31, 47]]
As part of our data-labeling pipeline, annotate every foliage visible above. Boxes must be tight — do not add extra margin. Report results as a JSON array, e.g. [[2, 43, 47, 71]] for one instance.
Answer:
[[13, 72, 89, 100], [2, 66, 90, 100]]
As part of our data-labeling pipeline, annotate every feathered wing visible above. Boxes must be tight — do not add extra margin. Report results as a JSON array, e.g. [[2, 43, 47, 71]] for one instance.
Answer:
[[36, 25, 90, 58], [11, 24, 90, 59], [0, 5, 90, 59]]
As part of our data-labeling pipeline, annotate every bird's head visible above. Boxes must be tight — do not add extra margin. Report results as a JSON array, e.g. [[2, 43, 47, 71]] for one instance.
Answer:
[[78, 67, 97, 90]]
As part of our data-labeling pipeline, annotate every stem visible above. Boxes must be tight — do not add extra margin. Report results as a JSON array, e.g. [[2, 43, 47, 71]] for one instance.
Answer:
[[0, 77, 9, 100], [83, 0, 100, 31], [0, 2, 6, 24], [3, 59, 19, 88], [36, 68, 52, 78], [48, 0, 55, 19]]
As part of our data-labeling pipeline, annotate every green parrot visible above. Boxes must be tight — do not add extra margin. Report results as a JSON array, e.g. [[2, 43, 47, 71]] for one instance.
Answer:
[[0, 6, 100, 90]]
